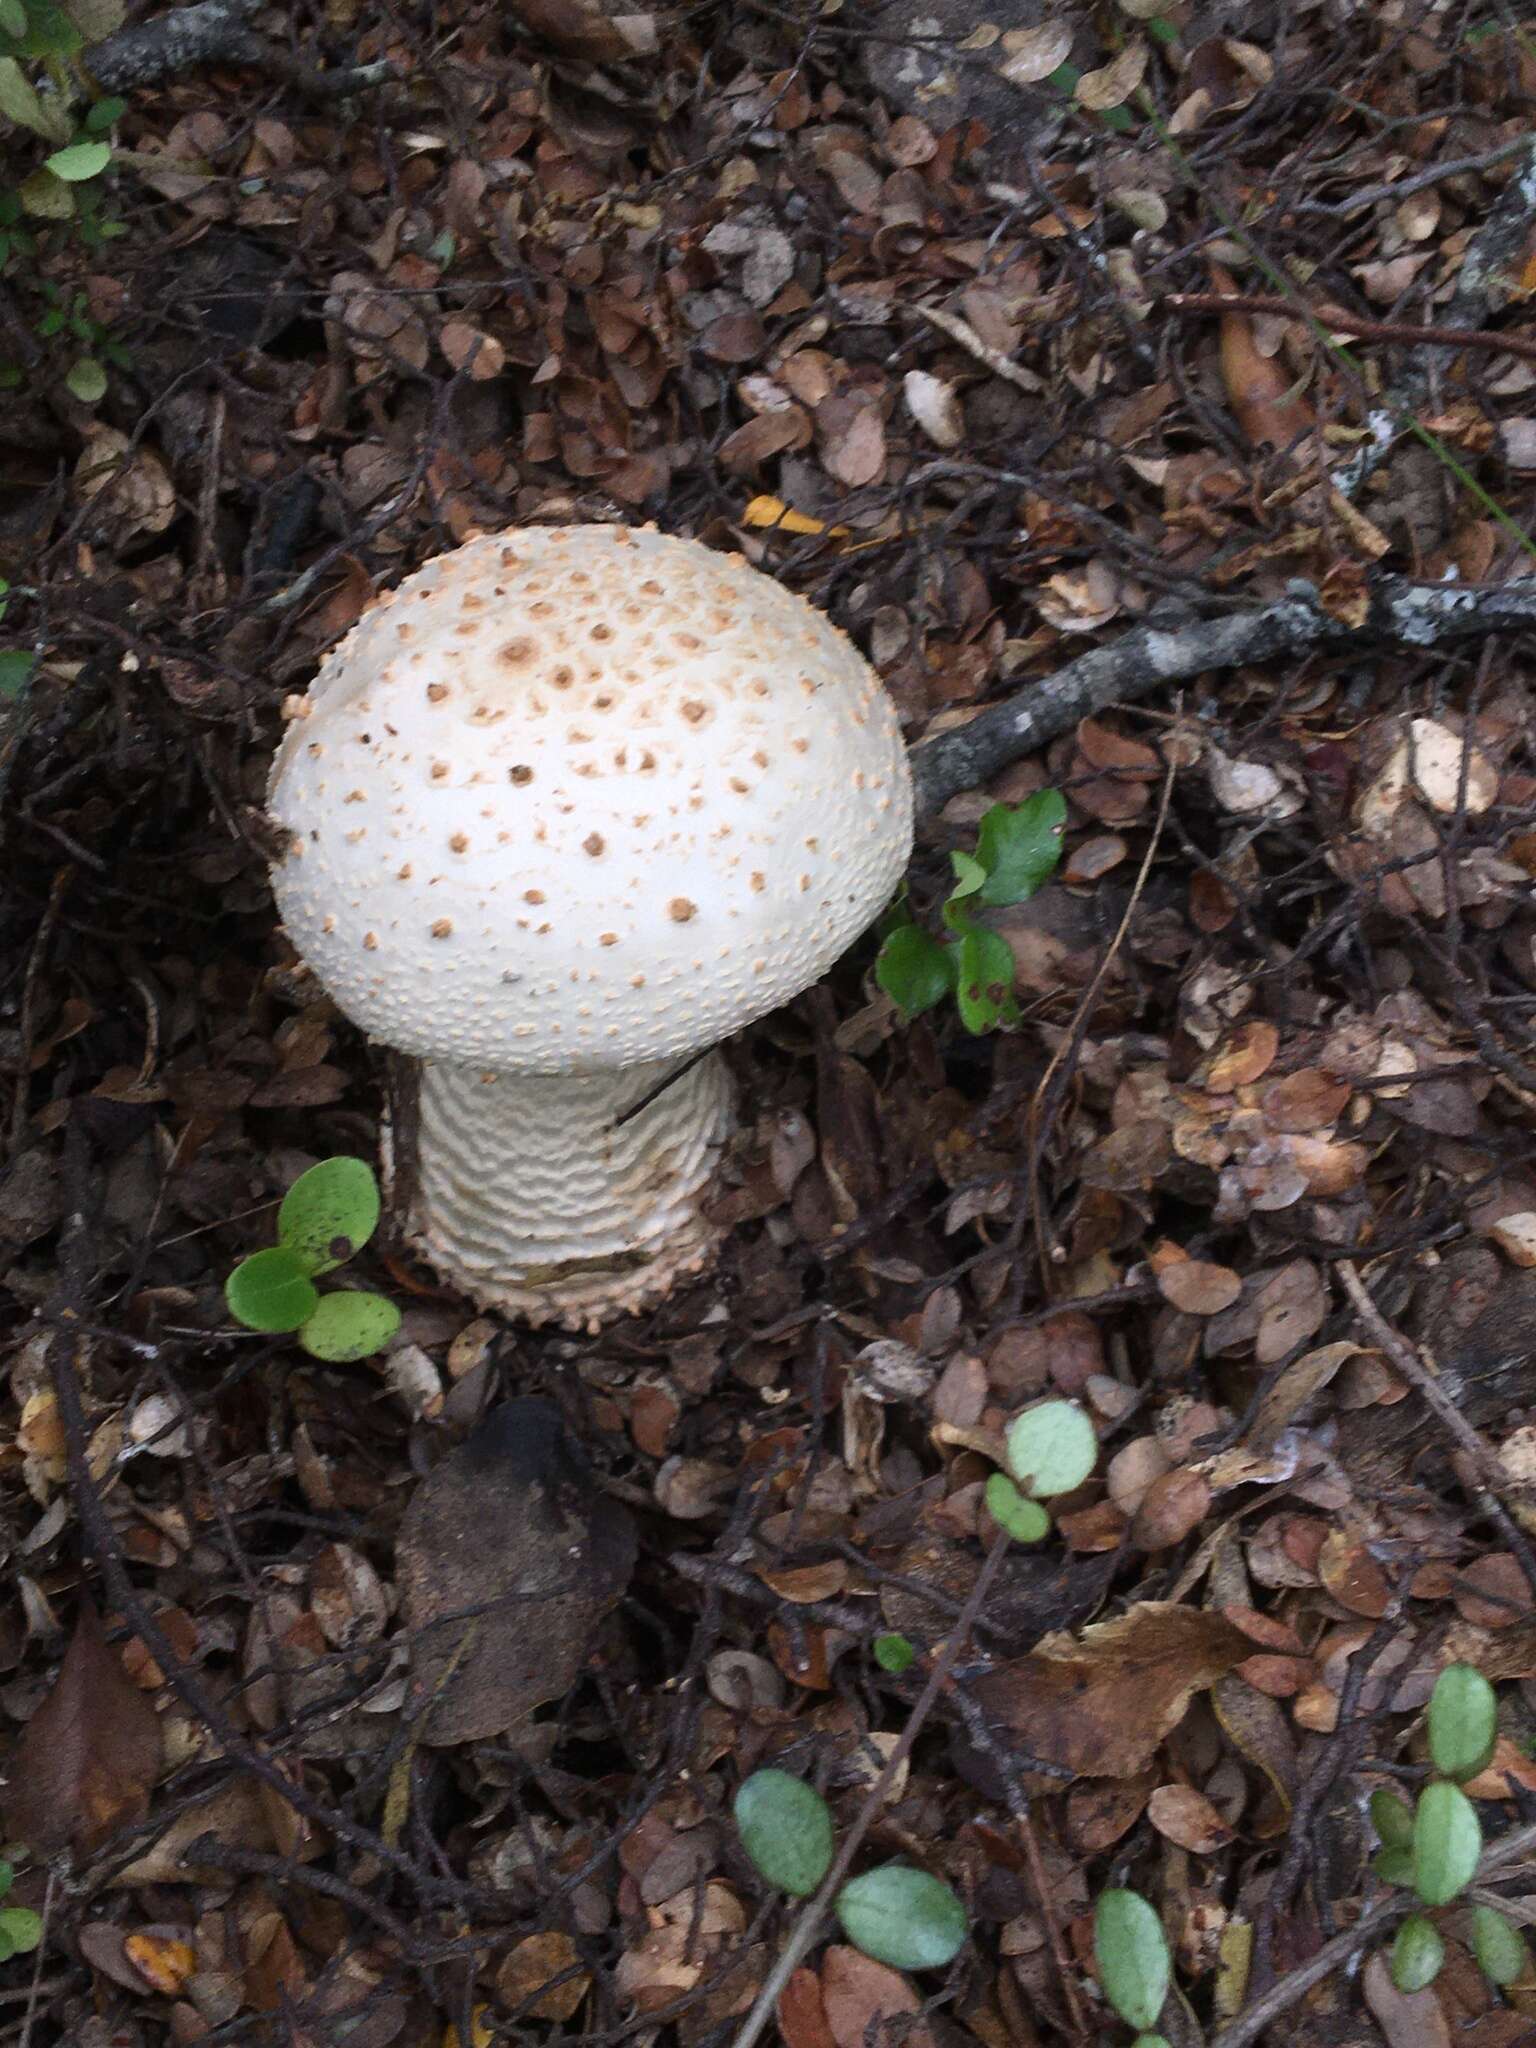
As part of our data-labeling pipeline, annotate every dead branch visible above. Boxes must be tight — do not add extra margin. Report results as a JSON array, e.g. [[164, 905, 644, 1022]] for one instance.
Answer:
[[88, 0, 266, 89], [88, 0, 394, 95], [1334, 138, 1536, 498], [1166, 292, 1536, 370], [910, 574, 1536, 816]]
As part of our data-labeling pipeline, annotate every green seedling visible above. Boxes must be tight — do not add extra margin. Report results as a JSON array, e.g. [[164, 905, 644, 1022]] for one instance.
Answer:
[[876, 789, 1066, 1032], [0, 1, 130, 399], [1367, 1662, 1525, 1994], [984, 1397, 1099, 1547], [734, 1771, 967, 1973], [225, 1157, 400, 1362], [873, 1632, 917, 1675], [0, 1858, 42, 1962]]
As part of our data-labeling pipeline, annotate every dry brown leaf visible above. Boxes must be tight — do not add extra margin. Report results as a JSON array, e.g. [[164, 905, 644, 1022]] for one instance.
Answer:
[[496, 1932, 590, 2021], [1131, 1468, 1212, 1551], [1076, 38, 1147, 110], [1208, 1020, 1280, 1092], [817, 393, 887, 487], [970, 1603, 1252, 1778], [1, 1602, 163, 1853], [1157, 1260, 1243, 1316], [778, 1967, 838, 2048], [820, 1946, 931, 2048], [997, 21, 1074, 83], [1212, 268, 1314, 452], [1147, 1783, 1234, 1854]]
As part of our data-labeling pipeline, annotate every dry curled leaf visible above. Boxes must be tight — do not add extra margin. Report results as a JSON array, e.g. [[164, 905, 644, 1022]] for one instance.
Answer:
[[971, 1603, 1252, 1778], [1157, 1260, 1243, 1317]]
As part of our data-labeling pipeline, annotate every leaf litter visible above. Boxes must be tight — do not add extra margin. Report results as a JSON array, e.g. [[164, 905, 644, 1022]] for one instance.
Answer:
[[1, 0, 1536, 2043]]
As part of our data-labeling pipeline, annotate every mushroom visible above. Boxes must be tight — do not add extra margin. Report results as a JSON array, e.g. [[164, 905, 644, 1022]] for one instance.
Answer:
[[267, 524, 913, 1330]]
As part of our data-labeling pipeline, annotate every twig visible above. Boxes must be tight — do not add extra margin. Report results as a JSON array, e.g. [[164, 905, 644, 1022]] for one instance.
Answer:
[[1212, 1816, 1536, 2048], [727, 1530, 1013, 2048], [1336, 1260, 1536, 1597], [1333, 137, 1536, 497], [15, 1867, 56, 2048], [1287, 138, 1535, 216], [909, 575, 1536, 816], [1166, 293, 1536, 369]]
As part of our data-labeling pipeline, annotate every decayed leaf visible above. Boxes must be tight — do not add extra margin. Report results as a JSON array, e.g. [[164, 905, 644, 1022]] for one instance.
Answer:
[[1157, 1259, 1243, 1316], [496, 1931, 590, 2021], [1213, 276, 1314, 452], [396, 1400, 636, 1746], [997, 21, 1073, 83], [1076, 38, 1147, 110], [1147, 1783, 1233, 1853], [819, 1945, 931, 2048], [971, 1603, 1252, 1777], [1, 1602, 163, 1853]]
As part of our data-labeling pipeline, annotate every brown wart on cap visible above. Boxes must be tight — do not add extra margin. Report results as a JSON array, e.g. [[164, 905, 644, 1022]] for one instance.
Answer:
[[266, 523, 914, 1332]]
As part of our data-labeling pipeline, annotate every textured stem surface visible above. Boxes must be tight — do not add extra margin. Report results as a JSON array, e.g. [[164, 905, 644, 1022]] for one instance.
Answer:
[[409, 1053, 733, 1331]]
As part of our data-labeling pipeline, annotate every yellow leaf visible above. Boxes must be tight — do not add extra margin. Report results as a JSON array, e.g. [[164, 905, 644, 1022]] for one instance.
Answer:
[[741, 495, 847, 537], [19, 168, 74, 220], [441, 2006, 495, 2048]]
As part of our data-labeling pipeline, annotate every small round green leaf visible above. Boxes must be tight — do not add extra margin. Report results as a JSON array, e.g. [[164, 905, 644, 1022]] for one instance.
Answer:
[[0, 650, 35, 699], [0, 1925, 13, 1963], [0, 1858, 13, 1896], [45, 140, 111, 181], [733, 1770, 834, 1898], [1390, 1914, 1444, 1995], [84, 94, 126, 131], [0, 0, 26, 39], [1094, 1889, 1170, 2031], [1472, 1905, 1528, 1987], [834, 1866, 967, 1971], [874, 1633, 916, 1675], [278, 1156, 381, 1274], [19, 167, 74, 219], [297, 1290, 400, 1363], [1427, 1663, 1497, 1783], [1005, 1400, 1098, 1499], [976, 790, 1068, 907], [876, 924, 955, 1019], [226, 1247, 319, 1333], [953, 925, 1016, 1034], [65, 357, 106, 403], [1412, 1780, 1481, 1907], [985, 1472, 1051, 1543], [1370, 1789, 1415, 1853], [0, 1905, 41, 1954], [1372, 1846, 1414, 1889]]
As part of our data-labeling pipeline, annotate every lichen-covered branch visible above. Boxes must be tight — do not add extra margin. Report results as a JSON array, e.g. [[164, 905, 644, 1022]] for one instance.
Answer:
[[88, 0, 266, 89], [910, 575, 1536, 816]]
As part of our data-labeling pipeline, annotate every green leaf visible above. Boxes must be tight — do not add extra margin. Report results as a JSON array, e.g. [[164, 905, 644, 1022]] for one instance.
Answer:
[[1006, 1399, 1098, 1499], [61, 0, 125, 40], [84, 93, 124, 130], [1129, 2039, 1173, 2048], [0, 1925, 13, 1963], [0, 650, 34, 697], [874, 1632, 916, 1674], [45, 139, 110, 181], [733, 1770, 834, 1898], [65, 356, 105, 402], [0, 53, 52, 132], [834, 1866, 967, 1971], [875, 923, 955, 1018], [953, 925, 1016, 1034], [1427, 1663, 1497, 1783], [278, 1156, 381, 1274], [1372, 1846, 1414, 1889], [976, 790, 1068, 906], [0, 1905, 41, 1954], [19, 166, 73, 218], [225, 1246, 320, 1333], [985, 1472, 1051, 1543], [948, 848, 988, 904], [1412, 1780, 1481, 1907], [297, 1289, 400, 1362], [0, 0, 24, 34], [17, 0, 82, 54], [1390, 1914, 1444, 1995], [1370, 1789, 1415, 1852], [1472, 1905, 1527, 1987], [1094, 1889, 1170, 2031], [0, 1858, 12, 1895]]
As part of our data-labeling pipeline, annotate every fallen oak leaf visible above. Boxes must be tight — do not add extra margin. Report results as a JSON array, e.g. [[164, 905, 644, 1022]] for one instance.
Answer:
[[970, 1602, 1252, 1778]]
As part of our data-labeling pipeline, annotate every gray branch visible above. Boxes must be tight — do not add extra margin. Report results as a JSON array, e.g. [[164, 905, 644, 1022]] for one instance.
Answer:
[[910, 575, 1536, 817], [88, 0, 265, 89]]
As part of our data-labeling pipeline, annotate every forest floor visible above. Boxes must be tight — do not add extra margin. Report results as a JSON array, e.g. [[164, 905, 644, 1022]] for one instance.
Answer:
[[5, 1, 1536, 2045]]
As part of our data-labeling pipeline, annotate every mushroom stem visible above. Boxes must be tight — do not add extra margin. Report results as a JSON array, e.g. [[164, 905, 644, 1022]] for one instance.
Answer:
[[407, 1052, 735, 1332]]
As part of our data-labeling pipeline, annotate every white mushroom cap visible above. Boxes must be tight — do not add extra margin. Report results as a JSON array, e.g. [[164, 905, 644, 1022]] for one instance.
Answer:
[[268, 524, 913, 1072]]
